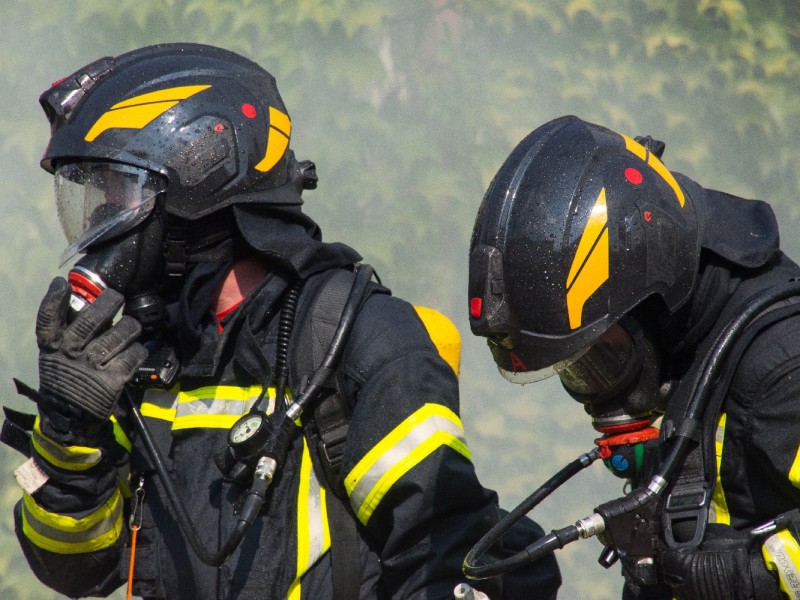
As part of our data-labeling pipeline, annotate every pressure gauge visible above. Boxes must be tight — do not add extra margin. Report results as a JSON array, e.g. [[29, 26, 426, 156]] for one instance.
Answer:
[[228, 412, 272, 460]]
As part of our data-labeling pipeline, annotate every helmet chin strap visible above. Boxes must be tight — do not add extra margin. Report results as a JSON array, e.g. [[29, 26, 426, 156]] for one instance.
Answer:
[[161, 213, 237, 298]]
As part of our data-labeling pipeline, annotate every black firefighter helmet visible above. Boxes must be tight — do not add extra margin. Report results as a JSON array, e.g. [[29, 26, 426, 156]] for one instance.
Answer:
[[39, 42, 317, 265], [468, 116, 700, 392]]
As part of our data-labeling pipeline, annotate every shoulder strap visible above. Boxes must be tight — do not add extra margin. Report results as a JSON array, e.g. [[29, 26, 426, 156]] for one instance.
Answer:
[[294, 268, 360, 491], [662, 294, 800, 549], [293, 265, 376, 600]]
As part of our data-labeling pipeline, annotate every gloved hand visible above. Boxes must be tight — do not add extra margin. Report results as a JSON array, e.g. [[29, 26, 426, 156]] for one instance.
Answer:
[[36, 277, 148, 427], [658, 524, 782, 600]]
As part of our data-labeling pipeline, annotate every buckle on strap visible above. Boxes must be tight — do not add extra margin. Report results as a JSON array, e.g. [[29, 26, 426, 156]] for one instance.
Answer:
[[662, 487, 709, 549]]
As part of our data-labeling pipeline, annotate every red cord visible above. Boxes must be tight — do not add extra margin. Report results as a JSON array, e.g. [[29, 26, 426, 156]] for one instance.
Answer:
[[127, 525, 139, 600]]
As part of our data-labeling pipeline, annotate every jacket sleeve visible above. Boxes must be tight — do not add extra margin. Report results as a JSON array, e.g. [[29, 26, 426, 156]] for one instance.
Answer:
[[724, 311, 800, 598], [13, 413, 130, 598], [336, 293, 559, 600]]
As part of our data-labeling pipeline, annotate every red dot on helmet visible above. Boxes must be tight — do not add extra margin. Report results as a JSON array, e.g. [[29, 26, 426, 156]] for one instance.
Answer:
[[214, 123, 225, 132], [242, 103, 257, 118], [625, 167, 643, 185], [644, 211, 652, 222], [469, 297, 483, 318]]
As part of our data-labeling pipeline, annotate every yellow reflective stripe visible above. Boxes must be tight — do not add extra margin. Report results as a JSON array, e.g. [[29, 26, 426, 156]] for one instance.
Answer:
[[139, 385, 284, 430], [172, 384, 271, 431], [708, 413, 730, 525], [139, 401, 177, 422], [31, 418, 102, 471], [21, 488, 123, 554], [762, 530, 800, 599], [110, 416, 132, 452], [140, 386, 179, 421], [788, 444, 800, 489], [288, 438, 331, 599], [345, 404, 470, 525]]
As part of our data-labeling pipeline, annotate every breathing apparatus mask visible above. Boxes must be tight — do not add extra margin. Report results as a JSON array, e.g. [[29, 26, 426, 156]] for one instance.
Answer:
[[561, 317, 671, 479], [493, 313, 669, 480], [56, 161, 171, 334]]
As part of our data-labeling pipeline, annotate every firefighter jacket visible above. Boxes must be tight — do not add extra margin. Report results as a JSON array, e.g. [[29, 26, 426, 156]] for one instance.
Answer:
[[12, 261, 561, 600], [626, 179, 800, 599]]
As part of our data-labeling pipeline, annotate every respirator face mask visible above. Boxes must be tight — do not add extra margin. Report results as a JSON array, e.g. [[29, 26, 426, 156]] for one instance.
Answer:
[[557, 317, 672, 432], [54, 161, 170, 330]]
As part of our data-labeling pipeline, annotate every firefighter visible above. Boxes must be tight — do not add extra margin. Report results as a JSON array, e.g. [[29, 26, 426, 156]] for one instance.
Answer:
[[7, 44, 561, 599], [467, 115, 800, 600]]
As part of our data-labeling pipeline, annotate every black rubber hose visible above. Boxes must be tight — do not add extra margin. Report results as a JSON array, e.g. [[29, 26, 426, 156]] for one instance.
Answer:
[[273, 281, 301, 408], [587, 283, 800, 536], [463, 448, 599, 579], [291, 265, 374, 414], [124, 391, 269, 567], [656, 281, 800, 484], [122, 264, 375, 567]]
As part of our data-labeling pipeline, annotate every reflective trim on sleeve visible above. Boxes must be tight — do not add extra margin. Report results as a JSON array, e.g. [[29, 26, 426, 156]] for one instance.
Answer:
[[762, 530, 800, 600], [788, 443, 800, 489], [110, 415, 132, 452], [708, 413, 730, 525], [31, 418, 102, 471], [287, 437, 331, 600], [345, 403, 471, 525], [21, 487, 124, 554]]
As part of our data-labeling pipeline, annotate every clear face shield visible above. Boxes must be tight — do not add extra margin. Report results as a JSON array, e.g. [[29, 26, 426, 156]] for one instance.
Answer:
[[55, 161, 167, 266], [495, 318, 670, 431], [497, 323, 637, 395]]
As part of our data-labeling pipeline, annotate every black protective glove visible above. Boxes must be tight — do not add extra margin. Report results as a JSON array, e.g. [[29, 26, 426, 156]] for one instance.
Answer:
[[658, 524, 782, 600], [36, 277, 148, 427]]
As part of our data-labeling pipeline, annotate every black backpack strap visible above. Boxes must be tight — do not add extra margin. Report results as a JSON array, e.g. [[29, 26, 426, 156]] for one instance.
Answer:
[[293, 265, 380, 600], [662, 298, 800, 549], [295, 268, 361, 490]]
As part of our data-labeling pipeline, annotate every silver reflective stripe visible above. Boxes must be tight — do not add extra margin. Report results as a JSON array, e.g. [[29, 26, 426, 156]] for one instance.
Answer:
[[21, 489, 123, 554], [141, 385, 280, 430], [31, 421, 102, 471], [304, 452, 328, 565], [345, 404, 470, 525], [288, 439, 330, 599]]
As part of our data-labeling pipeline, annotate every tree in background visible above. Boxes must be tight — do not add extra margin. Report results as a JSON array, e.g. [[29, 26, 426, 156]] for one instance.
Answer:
[[1, 1, 799, 598]]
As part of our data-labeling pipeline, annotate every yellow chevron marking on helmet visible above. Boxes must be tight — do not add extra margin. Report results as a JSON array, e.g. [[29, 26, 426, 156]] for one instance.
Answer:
[[622, 134, 685, 207], [84, 84, 212, 142], [566, 187, 609, 329], [255, 106, 292, 172]]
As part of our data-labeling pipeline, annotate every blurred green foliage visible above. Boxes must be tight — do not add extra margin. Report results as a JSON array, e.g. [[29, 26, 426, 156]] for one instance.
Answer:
[[1, 1, 799, 598]]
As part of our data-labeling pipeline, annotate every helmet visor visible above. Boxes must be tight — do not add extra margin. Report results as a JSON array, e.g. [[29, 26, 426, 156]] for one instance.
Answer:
[[556, 323, 636, 396], [55, 162, 167, 265], [495, 322, 636, 394]]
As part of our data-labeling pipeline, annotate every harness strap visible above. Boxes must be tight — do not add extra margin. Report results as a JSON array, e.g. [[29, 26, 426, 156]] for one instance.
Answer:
[[662, 298, 800, 549], [294, 265, 378, 600]]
